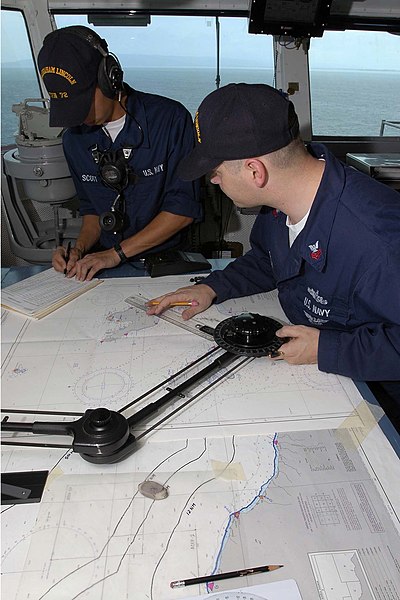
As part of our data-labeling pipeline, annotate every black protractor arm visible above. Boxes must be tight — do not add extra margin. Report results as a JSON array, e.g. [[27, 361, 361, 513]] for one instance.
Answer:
[[127, 351, 238, 427], [81, 351, 240, 465], [1, 351, 238, 464], [1, 313, 280, 464], [1, 408, 130, 458]]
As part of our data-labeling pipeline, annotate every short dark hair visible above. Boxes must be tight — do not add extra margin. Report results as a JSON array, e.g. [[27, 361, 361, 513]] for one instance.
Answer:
[[266, 136, 306, 169]]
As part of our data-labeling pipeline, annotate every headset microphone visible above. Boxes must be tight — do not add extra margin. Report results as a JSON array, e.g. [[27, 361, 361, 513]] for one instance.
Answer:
[[92, 146, 133, 234], [99, 193, 125, 234]]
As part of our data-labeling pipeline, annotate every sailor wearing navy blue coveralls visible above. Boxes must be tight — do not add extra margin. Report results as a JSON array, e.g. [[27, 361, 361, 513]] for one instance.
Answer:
[[38, 26, 201, 281], [148, 84, 400, 393]]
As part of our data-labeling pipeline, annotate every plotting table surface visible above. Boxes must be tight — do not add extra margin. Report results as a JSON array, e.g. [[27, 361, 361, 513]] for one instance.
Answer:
[[1, 272, 399, 600]]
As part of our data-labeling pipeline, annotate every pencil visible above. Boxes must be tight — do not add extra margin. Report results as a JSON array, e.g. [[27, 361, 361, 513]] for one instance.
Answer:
[[147, 300, 198, 307], [170, 564, 283, 588], [64, 241, 71, 276]]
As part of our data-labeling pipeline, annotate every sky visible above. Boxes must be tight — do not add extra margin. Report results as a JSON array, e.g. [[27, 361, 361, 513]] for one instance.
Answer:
[[2, 12, 400, 71]]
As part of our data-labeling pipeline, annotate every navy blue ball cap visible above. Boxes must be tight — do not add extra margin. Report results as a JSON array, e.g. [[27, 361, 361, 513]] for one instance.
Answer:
[[38, 26, 106, 128], [178, 83, 300, 181]]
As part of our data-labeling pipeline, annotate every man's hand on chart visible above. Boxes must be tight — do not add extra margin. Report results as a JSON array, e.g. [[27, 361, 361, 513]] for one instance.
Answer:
[[52, 246, 81, 274], [68, 249, 120, 281], [273, 325, 320, 365], [146, 284, 217, 320]]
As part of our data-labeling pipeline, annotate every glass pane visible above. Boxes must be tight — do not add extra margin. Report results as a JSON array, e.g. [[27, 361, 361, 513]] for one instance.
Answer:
[[55, 15, 274, 115], [309, 30, 400, 137], [1, 10, 42, 147]]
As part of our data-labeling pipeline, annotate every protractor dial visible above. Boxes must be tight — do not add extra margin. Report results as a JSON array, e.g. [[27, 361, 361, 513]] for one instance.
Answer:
[[214, 313, 283, 356]]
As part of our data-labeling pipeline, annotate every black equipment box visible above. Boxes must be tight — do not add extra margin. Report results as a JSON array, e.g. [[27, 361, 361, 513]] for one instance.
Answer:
[[1, 470, 49, 505], [144, 251, 211, 278]]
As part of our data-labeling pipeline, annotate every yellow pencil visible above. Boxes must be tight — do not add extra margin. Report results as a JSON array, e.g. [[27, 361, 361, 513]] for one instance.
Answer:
[[147, 300, 198, 307]]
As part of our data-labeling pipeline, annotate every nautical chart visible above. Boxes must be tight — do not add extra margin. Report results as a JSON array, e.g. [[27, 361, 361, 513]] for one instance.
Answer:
[[2, 429, 400, 600], [1, 276, 364, 444], [2, 277, 399, 600]]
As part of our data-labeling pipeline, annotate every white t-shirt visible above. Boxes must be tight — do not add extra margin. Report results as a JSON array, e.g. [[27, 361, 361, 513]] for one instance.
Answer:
[[286, 158, 325, 246], [286, 209, 311, 247], [103, 114, 126, 142]]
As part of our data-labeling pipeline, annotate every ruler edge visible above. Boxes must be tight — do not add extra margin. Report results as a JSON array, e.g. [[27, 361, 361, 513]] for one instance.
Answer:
[[124, 295, 215, 341]]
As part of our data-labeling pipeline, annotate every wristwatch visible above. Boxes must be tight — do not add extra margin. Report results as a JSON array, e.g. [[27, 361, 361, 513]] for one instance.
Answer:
[[113, 243, 128, 264]]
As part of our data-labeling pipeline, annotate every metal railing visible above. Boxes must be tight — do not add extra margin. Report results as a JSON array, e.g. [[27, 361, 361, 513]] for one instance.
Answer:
[[380, 120, 400, 135]]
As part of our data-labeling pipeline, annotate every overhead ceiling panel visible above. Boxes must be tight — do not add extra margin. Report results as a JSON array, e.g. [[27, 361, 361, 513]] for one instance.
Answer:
[[48, 1, 249, 13]]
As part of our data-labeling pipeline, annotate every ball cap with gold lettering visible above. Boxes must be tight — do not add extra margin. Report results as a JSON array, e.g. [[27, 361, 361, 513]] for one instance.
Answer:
[[178, 83, 300, 181], [38, 27, 105, 128]]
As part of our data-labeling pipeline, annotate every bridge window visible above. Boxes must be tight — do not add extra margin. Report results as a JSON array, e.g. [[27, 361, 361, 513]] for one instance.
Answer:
[[309, 30, 400, 137], [1, 9, 42, 147], [55, 15, 274, 116]]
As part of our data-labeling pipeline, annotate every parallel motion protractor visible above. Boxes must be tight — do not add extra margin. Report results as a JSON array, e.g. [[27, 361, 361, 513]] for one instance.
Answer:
[[214, 313, 283, 356]]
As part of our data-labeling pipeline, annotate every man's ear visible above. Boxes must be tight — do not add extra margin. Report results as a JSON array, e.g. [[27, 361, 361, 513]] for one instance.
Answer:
[[244, 158, 268, 188]]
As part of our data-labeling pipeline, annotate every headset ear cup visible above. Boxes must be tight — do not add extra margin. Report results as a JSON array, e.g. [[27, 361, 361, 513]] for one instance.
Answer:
[[97, 55, 123, 98], [63, 27, 123, 98]]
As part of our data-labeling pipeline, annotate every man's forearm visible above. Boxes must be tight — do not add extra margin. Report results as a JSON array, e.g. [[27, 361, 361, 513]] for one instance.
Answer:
[[75, 215, 102, 255], [119, 211, 193, 258]]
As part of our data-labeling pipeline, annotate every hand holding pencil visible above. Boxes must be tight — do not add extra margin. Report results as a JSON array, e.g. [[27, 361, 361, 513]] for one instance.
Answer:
[[63, 241, 72, 276], [146, 284, 217, 320], [52, 243, 82, 277]]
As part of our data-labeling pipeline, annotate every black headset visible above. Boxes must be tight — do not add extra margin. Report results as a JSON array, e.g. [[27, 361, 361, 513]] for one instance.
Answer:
[[66, 26, 124, 99], [66, 27, 143, 236], [91, 146, 135, 235]]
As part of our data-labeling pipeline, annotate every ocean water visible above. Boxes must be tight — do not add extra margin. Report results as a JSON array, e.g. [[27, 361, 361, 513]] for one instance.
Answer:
[[1, 66, 399, 145]]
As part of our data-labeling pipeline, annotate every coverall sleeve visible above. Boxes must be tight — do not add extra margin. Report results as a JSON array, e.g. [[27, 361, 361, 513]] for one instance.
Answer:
[[62, 139, 97, 217], [202, 218, 278, 303], [318, 253, 400, 380], [159, 107, 202, 220]]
